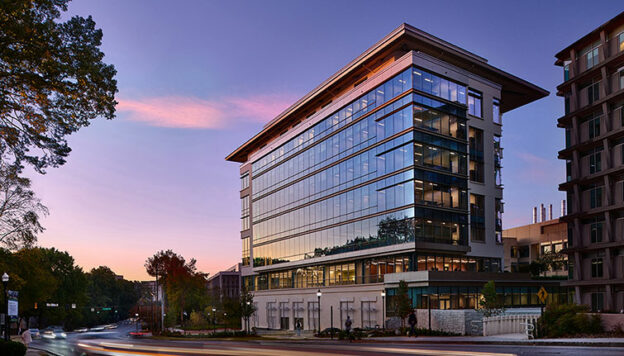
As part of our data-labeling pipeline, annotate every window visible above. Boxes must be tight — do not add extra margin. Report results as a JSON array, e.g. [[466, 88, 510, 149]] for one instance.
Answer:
[[279, 302, 289, 329], [589, 185, 603, 209], [591, 258, 603, 277], [518, 246, 530, 258], [566, 160, 572, 182], [469, 127, 484, 183], [241, 195, 250, 231], [541, 244, 552, 255], [590, 220, 603, 243], [589, 149, 601, 174], [587, 80, 600, 105], [585, 45, 599, 69], [495, 198, 503, 243], [293, 302, 304, 330], [361, 301, 376, 329], [242, 237, 250, 266], [307, 302, 319, 331], [565, 128, 571, 148], [340, 301, 353, 329], [241, 173, 249, 190], [267, 302, 277, 329], [591, 293, 604, 312], [620, 70, 624, 90], [588, 116, 600, 139], [564, 62, 570, 81], [618, 32, 624, 53], [468, 89, 482, 118], [493, 98, 501, 125], [494, 136, 502, 186], [564, 93, 571, 114]]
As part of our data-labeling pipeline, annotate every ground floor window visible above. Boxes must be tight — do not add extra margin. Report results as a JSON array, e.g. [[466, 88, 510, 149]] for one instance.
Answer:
[[252, 302, 258, 327], [361, 301, 376, 328], [591, 292, 604, 312], [340, 301, 354, 329], [267, 302, 277, 329], [307, 301, 319, 331], [279, 302, 289, 330], [293, 302, 304, 330]]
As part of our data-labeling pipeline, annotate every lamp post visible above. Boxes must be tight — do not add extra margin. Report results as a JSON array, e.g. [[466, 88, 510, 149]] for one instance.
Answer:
[[212, 308, 216, 333], [246, 301, 251, 334], [2, 273, 9, 341], [135, 313, 139, 332], [381, 290, 386, 331], [316, 290, 322, 334]]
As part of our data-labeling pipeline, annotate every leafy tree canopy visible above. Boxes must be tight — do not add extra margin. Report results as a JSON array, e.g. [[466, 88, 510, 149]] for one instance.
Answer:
[[0, 163, 47, 249], [0, 0, 117, 173]]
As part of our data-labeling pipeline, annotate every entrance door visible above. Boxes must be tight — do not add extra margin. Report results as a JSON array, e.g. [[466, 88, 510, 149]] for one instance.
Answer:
[[280, 317, 290, 330]]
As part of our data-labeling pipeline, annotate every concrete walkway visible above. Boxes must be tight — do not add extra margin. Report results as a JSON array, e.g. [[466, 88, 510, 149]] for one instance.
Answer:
[[262, 332, 624, 346]]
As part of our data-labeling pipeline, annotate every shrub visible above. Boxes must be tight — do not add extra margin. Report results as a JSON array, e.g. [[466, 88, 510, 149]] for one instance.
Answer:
[[0, 340, 27, 356], [536, 304, 603, 338]]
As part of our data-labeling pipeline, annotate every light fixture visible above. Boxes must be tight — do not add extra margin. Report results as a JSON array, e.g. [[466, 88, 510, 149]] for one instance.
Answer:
[[1, 273, 8, 283], [381, 291, 386, 297], [316, 290, 322, 298]]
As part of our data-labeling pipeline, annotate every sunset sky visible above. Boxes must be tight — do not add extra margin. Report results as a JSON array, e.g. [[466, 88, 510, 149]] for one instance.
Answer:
[[30, 0, 624, 280]]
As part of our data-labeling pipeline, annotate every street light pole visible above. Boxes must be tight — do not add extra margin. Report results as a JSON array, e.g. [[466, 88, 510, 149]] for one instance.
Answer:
[[246, 301, 251, 334], [316, 290, 322, 334], [2, 273, 9, 341], [212, 308, 216, 333], [381, 290, 386, 331]]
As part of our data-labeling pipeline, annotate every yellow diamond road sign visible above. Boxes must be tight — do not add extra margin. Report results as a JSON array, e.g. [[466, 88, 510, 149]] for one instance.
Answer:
[[537, 286, 548, 304]]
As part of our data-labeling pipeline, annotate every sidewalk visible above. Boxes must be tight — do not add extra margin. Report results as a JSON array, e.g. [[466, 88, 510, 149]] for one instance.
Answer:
[[261, 333, 624, 347]]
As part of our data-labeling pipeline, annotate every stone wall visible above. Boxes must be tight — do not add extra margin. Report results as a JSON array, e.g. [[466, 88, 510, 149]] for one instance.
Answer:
[[414, 309, 483, 335]]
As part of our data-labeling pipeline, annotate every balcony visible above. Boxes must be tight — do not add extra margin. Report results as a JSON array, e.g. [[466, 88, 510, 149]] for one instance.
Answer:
[[566, 36, 624, 79]]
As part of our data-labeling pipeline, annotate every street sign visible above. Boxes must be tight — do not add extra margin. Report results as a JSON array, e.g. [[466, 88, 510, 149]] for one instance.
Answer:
[[8, 290, 18, 317], [537, 286, 548, 304], [46, 303, 59, 307]]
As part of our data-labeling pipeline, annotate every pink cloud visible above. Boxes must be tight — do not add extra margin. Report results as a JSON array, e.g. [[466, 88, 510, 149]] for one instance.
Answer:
[[117, 94, 297, 129]]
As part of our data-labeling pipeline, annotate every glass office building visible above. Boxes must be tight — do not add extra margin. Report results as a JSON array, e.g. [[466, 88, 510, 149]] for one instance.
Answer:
[[227, 24, 548, 331]]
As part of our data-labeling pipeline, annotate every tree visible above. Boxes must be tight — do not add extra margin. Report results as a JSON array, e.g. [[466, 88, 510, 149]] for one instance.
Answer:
[[529, 251, 566, 277], [145, 250, 209, 327], [394, 280, 412, 329], [0, 163, 47, 249], [239, 290, 256, 333], [479, 280, 504, 317], [0, 0, 117, 174]]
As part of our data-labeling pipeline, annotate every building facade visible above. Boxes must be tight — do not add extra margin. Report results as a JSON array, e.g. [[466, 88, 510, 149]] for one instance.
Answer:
[[556, 12, 624, 312], [227, 24, 547, 330], [503, 218, 568, 277], [206, 264, 242, 302]]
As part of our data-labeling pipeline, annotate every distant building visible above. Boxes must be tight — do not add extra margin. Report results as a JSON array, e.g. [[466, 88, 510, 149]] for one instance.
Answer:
[[556, 11, 624, 312], [503, 217, 568, 277], [206, 264, 241, 301]]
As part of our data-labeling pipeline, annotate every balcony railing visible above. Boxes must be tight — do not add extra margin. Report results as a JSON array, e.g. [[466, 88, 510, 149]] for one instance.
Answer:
[[566, 35, 624, 79]]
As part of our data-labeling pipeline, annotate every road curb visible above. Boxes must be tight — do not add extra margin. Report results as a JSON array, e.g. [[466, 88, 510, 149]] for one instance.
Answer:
[[28, 346, 63, 356], [251, 337, 624, 348]]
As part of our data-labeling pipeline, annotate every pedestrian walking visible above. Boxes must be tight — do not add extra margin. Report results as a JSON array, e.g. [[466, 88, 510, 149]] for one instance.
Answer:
[[344, 315, 352, 342], [21, 328, 32, 348], [295, 320, 301, 336], [408, 310, 417, 337]]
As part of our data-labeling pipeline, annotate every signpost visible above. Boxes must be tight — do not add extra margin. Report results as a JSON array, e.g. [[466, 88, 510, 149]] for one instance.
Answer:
[[7, 291, 18, 322], [537, 286, 548, 305], [536, 286, 548, 338]]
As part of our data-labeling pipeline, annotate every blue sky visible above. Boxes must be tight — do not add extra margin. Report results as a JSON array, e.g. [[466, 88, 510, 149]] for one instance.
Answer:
[[31, 0, 624, 279]]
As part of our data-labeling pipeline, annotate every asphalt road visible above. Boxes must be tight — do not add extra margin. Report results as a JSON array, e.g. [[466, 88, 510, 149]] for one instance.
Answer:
[[29, 324, 624, 356], [30, 321, 138, 355]]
